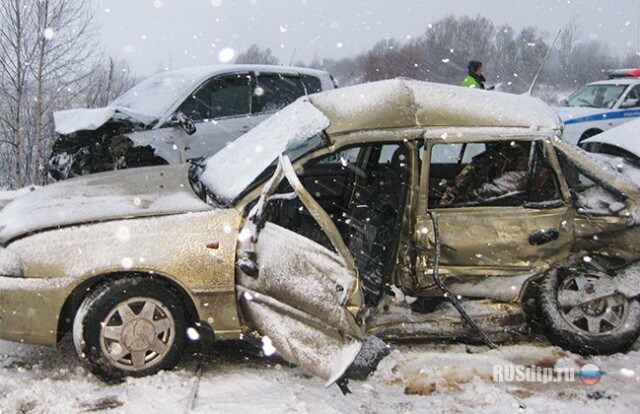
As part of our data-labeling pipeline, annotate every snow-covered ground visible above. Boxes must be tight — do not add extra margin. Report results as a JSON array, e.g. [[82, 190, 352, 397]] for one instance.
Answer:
[[1, 336, 638, 413]]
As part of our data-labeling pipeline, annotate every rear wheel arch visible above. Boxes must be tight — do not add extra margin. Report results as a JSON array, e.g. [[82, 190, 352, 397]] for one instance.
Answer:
[[57, 271, 201, 344], [578, 128, 603, 144]]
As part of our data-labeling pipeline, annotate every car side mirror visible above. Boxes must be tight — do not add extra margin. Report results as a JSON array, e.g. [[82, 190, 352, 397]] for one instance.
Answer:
[[173, 111, 197, 135], [620, 98, 639, 108]]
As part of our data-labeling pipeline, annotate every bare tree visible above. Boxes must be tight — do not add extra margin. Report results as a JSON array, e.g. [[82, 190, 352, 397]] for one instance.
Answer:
[[558, 17, 580, 86], [512, 27, 550, 89], [30, 0, 99, 184], [557, 17, 618, 88], [362, 38, 404, 82], [0, 0, 99, 187], [235, 44, 279, 65], [0, 0, 35, 188], [81, 56, 136, 109]]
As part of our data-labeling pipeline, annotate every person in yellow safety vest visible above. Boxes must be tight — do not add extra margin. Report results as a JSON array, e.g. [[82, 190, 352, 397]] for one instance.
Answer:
[[462, 60, 493, 90]]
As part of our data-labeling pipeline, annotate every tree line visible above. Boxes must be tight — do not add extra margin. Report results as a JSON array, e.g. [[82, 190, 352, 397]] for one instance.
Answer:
[[268, 15, 637, 94], [1, 9, 636, 189]]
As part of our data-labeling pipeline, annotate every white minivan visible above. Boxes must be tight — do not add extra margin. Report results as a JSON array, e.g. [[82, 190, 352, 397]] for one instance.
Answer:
[[48, 64, 336, 179]]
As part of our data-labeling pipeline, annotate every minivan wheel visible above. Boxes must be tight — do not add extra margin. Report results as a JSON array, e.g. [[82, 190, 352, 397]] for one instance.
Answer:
[[538, 266, 640, 355], [73, 278, 187, 382]]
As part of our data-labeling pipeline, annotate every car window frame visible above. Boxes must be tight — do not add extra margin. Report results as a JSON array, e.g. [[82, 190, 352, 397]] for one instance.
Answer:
[[424, 137, 564, 210]]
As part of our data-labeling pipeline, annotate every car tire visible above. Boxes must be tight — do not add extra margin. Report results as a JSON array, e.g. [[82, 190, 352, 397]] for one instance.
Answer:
[[538, 265, 640, 355], [73, 277, 187, 382]]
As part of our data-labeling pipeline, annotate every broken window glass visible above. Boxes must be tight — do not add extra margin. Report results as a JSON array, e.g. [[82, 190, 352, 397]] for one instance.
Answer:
[[557, 151, 626, 214]]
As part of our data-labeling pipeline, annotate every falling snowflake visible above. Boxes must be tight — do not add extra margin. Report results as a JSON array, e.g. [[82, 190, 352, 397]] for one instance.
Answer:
[[186, 327, 200, 341], [218, 48, 235, 63], [43, 28, 55, 40], [261, 336, 277, 356]]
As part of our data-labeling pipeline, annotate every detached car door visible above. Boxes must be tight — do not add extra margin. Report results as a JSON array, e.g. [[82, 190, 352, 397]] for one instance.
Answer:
[[413, 138, 575, 297], [235, 156, 366, 386]]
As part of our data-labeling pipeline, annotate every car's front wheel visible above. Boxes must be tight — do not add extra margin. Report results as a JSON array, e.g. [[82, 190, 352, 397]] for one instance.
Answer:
[[538, 266, 640, 355], [73, 277, 187, 382]]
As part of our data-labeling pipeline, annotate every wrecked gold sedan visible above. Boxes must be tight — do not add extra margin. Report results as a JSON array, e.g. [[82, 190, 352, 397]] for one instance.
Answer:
[[1, 79, 640, 385]]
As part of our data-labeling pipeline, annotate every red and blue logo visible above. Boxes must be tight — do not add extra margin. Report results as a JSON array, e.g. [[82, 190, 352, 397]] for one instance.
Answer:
[[579, 364, 602, 386]]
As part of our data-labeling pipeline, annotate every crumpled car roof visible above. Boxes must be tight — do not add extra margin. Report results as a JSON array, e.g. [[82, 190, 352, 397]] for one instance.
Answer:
[[309, 78, 562, 136]]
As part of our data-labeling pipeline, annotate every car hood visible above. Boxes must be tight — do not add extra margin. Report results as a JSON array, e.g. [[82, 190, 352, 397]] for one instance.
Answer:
[[581, 118, 640, 159], [53, 106, 158, 135], [553, 106, 604, 122], [0, 164, 212, 245]]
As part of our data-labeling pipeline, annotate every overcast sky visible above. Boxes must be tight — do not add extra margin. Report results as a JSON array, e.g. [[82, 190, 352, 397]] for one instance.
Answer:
[[96, 0, 640, 76]]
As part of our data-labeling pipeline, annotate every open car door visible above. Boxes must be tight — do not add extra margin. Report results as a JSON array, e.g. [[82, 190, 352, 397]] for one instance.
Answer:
[[235, 155, 366, 387]]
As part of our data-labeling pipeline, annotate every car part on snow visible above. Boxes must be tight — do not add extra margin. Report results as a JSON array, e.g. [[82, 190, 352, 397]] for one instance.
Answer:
[[538, 263, 640, 355], [73, 277, 187, 382], [344, 334, 390, 381]]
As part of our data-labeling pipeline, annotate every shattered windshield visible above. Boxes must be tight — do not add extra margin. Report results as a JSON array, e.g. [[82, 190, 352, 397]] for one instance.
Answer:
[[199, 99, 330, 205], [110, 71, 202, 118], [561, 84, 626, 109]]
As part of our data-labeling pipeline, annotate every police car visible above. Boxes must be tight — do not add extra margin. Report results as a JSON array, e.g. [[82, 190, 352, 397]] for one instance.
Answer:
[[555, 68, 640, 145]]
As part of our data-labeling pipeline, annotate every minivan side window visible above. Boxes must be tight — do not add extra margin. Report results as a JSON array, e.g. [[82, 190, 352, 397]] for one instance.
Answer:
[[252, 74, 307, 114], [178, 74, 251, 121]]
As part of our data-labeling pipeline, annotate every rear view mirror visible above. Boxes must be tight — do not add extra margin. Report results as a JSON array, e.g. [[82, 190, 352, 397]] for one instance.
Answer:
[[620, 98, 639, 109]]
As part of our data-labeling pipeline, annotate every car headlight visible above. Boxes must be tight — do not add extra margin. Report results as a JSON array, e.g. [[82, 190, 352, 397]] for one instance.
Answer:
[[0, 247, 22, 277]]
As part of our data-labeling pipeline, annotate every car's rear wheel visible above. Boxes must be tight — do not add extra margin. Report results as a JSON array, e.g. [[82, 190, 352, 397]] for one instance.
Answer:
[[73, 277, 187, 382], [538, 266, 640, 355]]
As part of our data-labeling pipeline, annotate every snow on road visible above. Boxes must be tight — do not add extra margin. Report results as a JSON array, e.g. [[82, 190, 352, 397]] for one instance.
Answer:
[[1, 337, 638, 413]]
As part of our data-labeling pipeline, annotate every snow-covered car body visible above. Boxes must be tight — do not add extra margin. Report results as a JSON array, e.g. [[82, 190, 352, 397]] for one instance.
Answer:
[[2, 79, 640, 385], [48, 64, 336, 180], [580, 117, 640, 185], [554, 69, 640, 145]]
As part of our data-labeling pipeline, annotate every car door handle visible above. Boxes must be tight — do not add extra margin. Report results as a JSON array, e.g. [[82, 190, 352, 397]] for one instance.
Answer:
[[528, 228, 559, 246]]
